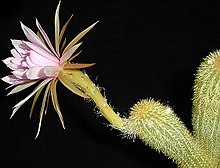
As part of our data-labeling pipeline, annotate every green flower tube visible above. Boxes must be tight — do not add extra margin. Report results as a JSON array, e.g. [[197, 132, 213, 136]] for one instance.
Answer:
[[59, 69, 125, 128]]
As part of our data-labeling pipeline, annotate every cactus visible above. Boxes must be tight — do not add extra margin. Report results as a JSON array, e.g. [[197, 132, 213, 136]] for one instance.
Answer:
[[192, 50, 220, 167], [59, 50, 220, 167], [4, 2, 220, 167], [121, 99, 214, 167]]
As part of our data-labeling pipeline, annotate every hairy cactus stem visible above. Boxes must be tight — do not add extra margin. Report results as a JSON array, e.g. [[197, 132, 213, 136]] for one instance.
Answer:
[[122, 99, 214, 168], [193, 50, 220, 166]]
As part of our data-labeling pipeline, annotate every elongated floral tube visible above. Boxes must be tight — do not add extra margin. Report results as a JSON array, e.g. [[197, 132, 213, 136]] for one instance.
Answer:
[[59, 69, 124, 128], [193, 50, 220, 166], [121, 99, 214, 168]]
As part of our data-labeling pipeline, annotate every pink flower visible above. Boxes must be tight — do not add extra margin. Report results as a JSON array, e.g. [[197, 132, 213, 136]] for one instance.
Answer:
[[2, 1, 98, 138]]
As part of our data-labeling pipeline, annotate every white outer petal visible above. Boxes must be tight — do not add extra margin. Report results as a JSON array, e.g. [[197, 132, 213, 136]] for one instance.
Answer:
[[7, 81, 38, 95], [2, 57, 13, 65], [12, 69, 27, 79], [11, 78, 52, 118], [10, 49, 21, 58], [60, 43, 82, 64], [2, 75, 16, 84], [10, 39, 28, 54]]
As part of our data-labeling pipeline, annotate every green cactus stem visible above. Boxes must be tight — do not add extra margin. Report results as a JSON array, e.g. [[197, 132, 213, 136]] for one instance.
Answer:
[[193, 50, 220, 166], [121, 99, 214, 168]]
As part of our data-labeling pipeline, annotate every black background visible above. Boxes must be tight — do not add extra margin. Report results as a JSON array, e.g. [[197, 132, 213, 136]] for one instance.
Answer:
[[0, 0, 219, 167]]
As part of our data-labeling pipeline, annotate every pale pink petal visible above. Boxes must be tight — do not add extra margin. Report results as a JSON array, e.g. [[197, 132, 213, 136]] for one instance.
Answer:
[[26, 67, 45, 79], [2, 75, 16, 84], [28, 50, 59, 67], [12, 69, 27, 79], [11, 57, 25, 66], [11, 78, 52, 118], [8, 63, 21, 70], [10, 49, 21, 58], [26, 56, 38, 67], [10, 49, 25, 65], [7, 80, 38, 95], [10, 39, 28, 54], [60, 43, 82, 64], [44, 66, 61, 77], [2, 75, 28, 86], [24, 41, 59, 63], [2, 57, 13, 65], [20, 22, 54, 55], [21, 61, 29, 68], [2, 57, 23, 70], [35, 19, 58, 57]]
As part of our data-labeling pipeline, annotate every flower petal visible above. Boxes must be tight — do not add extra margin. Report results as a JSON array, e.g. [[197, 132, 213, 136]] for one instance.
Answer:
[[26, 67, 44, 79], [2, 75, 28, 86], [2, 57, 23, 70], [2, 57, 13, 65], [30, 86, 44, 119], [24, 41, 59, 63], [35, 19, 58, 57], [68, 50, 81, 62], [11, 58, 24, 66], [35, 82, 51, 139], [10, 49, 21, 58], [44, 66, 61, 77], [63, 21, 99, 54], [20, 22, 54, 56], [7, 80, 38, 95], [26, 56, 38, 67], [11, 78, 52, 119], [28, 50, 59, 67], [2, 75, 16, 84], [11, 39, 29, 54], [60, 43, 82, 64], [12, 69, 27, 79], [59, 15, 73, 47], [55, 1, 61, 54], [50, 79, 65, 129]]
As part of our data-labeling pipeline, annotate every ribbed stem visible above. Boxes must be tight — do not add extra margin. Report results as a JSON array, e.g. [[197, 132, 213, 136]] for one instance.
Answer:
[[193, 50, 220, 166], [122, 99, 214, 168], [60, 69, 124, 128]]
